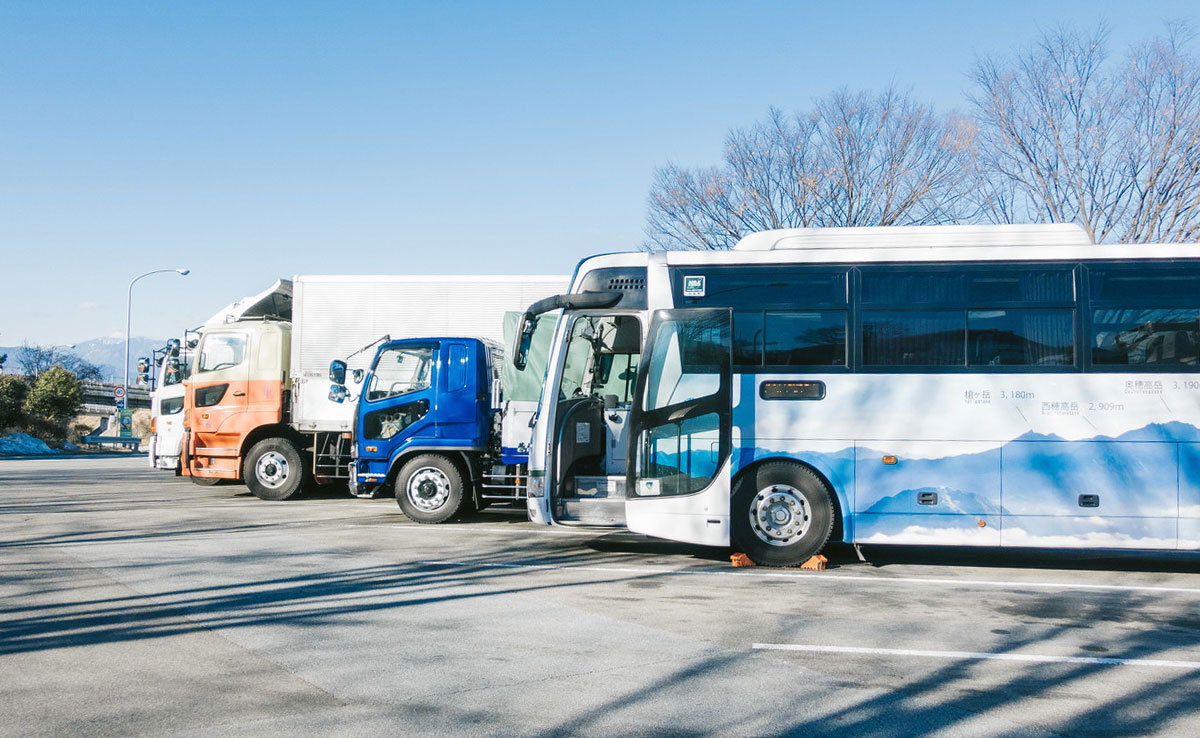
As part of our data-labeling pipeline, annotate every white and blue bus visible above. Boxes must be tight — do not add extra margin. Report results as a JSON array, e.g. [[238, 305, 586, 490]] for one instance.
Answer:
[[517, 224, 1200, 566]]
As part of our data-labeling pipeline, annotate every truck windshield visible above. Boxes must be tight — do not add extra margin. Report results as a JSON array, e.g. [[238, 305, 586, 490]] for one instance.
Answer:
[[196, 334, 246, 373], [367, 347, 434, 401]]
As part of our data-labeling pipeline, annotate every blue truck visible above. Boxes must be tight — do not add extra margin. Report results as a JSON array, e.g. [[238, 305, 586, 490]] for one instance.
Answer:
[[329, 317, 555, 522]]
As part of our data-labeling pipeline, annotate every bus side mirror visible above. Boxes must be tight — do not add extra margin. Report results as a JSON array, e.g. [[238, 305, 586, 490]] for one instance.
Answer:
[[512, 315, 536, 370], [329, 359, 347, 385]]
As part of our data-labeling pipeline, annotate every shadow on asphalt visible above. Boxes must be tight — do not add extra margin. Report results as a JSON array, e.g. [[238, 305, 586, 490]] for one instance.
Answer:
[[3, 541, 1199, 737]]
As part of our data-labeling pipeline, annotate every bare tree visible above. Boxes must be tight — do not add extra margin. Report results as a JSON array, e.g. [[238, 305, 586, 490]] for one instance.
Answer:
[[15, 343, 102, 381], [971, 24, 1200, 242], [16, 343, 59, 377], [644, 89, 977, 250], [58, 355, 104, 382]]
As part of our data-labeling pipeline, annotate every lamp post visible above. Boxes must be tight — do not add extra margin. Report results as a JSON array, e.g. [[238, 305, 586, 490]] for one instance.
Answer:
[[125, 269, 190, 405]]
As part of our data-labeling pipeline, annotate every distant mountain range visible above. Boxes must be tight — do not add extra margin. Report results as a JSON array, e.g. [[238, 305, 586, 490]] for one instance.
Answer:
[[0, 336, 167, 382]]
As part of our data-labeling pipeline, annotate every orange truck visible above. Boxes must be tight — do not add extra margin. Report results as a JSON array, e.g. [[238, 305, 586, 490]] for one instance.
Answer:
[[182, 275, 566, 499]]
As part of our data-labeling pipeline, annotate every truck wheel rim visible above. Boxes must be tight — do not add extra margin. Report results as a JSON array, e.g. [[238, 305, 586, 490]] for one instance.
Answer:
[[256, 452, 290, 489], [408, 467, 451, 512], [749, 485, 811, 547]]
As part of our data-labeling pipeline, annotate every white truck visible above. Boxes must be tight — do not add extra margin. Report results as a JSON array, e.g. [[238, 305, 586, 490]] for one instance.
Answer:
[[182, 274, 568, 500]]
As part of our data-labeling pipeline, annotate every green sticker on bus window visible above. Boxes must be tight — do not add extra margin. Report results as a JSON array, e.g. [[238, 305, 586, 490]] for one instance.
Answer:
[[683, 275, 705, 297]]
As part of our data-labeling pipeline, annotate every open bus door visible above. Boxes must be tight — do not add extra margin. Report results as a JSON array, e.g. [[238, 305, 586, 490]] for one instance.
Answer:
[[626, 308, 732, 548]]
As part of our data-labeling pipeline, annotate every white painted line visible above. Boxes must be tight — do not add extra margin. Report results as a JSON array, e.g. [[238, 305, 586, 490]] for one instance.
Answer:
[[752, 643, 1200, 670], [418, 559, 1200, 596], [356, 523, 640, 537]]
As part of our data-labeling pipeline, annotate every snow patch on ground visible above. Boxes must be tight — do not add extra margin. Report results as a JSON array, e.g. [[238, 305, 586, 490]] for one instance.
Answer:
[[0, 433, 62, 455]]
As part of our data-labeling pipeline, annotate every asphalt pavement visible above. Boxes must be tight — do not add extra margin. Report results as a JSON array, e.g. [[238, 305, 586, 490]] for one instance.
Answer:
[[2, 456, 1199, 737]]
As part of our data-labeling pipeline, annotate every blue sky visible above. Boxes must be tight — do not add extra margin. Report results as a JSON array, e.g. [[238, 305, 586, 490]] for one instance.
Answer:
[[2, 0, 1198, 344]]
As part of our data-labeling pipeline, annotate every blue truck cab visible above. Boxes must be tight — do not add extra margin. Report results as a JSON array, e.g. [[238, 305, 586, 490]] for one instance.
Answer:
[[331, 336, 520, 522]]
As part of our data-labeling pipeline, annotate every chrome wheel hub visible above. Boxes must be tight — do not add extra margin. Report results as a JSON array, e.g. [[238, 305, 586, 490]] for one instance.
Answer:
[[749, 485, 812, 546], [407, 467, 451, 512], [255, 451, 290, 489]]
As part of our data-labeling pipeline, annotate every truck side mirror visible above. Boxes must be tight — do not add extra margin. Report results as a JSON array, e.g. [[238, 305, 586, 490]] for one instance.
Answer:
[[351, 368, 365, 384], [328, 384, 348, 403], [329, 359, 347, 385], [512, 315, 536, 370]]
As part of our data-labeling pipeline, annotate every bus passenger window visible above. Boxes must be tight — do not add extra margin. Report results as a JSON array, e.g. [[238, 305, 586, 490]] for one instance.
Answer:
[[862, 310, 964, 366], [968, 309, 1074, 366], [1092, 309, 1200, 366], [763, 311, 846, 366]]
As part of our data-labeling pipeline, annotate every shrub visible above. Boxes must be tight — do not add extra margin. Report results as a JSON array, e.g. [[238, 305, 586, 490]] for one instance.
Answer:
[[24, 367, 83, 424], [0, 374, 27, 429]]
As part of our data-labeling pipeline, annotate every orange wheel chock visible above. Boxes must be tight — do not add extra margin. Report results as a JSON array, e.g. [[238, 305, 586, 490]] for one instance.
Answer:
[[730, 552, 756, 567], [800, 554, 828, 571]]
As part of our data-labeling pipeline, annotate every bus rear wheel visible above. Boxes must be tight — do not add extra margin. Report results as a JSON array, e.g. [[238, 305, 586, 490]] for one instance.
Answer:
[[731, 462, 834, 567], [395, 454, 465, 523]]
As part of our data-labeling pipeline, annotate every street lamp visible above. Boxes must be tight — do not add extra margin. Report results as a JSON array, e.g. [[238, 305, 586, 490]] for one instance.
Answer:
[[125, 269, 190, 405]]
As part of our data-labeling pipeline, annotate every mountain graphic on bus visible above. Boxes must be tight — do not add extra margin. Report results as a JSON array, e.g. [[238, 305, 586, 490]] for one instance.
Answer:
[[862, 486, 1007, 517], [737, 421, 1200, 547]]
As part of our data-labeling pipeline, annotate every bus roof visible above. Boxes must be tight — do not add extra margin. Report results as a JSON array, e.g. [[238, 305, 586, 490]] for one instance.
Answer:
[[569, 225, 1200, 286], [732, 223, 1093, 251]]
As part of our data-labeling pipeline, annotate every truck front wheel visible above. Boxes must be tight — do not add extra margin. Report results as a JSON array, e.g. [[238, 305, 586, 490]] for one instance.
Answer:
[[244, 438, 306, 501], [395, 454, 465, 523]]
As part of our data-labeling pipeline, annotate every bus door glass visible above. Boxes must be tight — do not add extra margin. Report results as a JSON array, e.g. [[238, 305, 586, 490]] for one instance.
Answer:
[[626, 308, 732, 547], [550, 313, 642, 525]]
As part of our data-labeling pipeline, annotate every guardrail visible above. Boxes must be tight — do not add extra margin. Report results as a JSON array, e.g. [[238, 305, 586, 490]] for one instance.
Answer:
[[80, 435, 141, 450]]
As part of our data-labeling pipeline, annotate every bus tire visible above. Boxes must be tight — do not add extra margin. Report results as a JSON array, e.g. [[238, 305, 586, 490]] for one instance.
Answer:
[[243, 438, 306, 501], [395, 454, 465, 523], [731, 461, 834, 567]]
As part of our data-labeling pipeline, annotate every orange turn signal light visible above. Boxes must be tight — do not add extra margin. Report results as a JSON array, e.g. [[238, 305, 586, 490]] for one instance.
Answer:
[[882, 455, 898, 465]]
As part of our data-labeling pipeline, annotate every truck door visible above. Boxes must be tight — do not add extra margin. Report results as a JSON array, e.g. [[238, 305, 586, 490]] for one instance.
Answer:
[[625, 309, 732, 547], [356, 343, 438, 469], [188, 330, 252, 477]]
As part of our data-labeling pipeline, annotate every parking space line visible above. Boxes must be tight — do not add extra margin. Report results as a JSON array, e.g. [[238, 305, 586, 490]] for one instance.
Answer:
[[752, 643, 1200, 670], [419, 559, 1200, 596], [351, 523, 641, 537]]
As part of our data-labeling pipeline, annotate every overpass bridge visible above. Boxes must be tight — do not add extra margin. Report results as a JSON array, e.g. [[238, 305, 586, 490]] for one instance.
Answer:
[[81, 382, 153, 414]]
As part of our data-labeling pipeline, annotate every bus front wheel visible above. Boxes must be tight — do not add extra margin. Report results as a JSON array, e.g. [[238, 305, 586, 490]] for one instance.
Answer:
[[731, 462, 834, 567]]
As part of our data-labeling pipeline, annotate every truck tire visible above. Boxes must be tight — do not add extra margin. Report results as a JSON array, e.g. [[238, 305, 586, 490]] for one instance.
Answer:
[[243, 438, 306, 501], [188, 473, 221, 487], [730, 461, 835, 567], [395, 454, 465, 523]]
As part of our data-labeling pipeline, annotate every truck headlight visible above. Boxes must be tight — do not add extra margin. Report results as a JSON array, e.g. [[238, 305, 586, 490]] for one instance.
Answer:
[[527, 475, 545, 498]]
